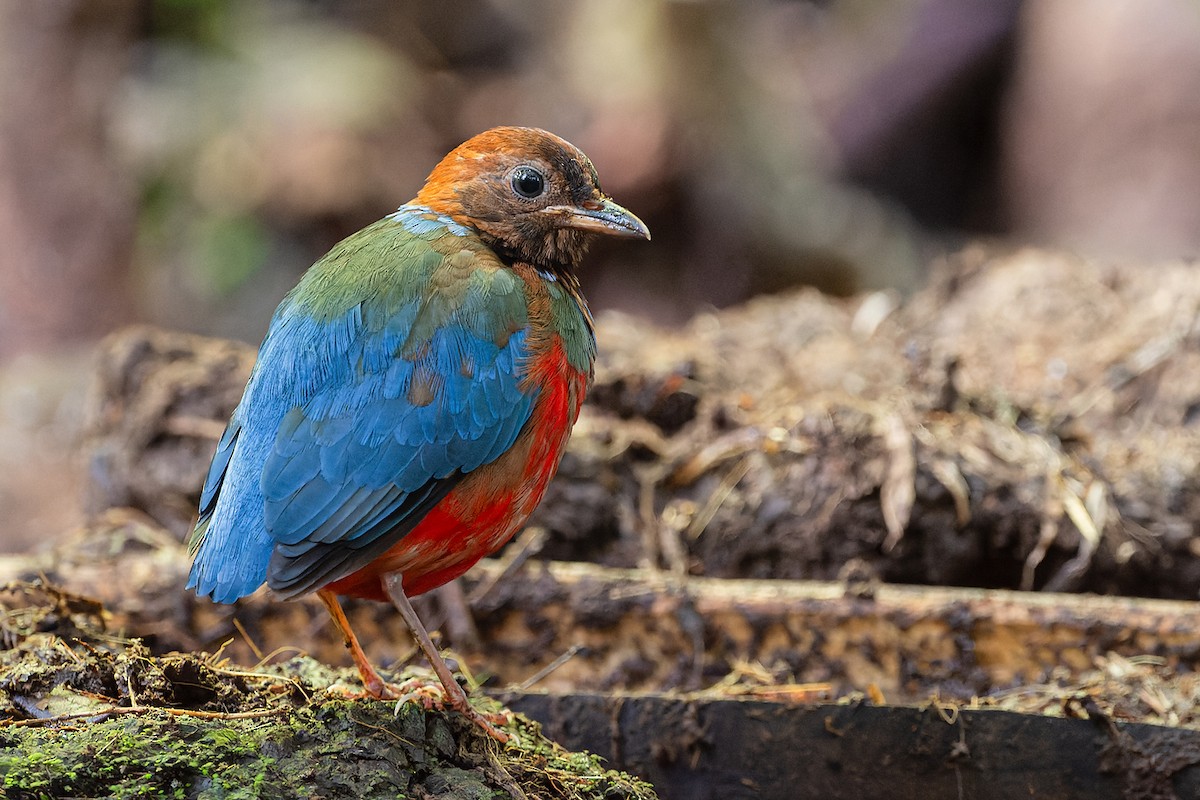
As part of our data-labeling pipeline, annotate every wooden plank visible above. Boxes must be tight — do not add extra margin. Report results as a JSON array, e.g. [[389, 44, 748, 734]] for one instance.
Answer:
[[464, 560, 1200, 700], [507, 693, 1200, 800]]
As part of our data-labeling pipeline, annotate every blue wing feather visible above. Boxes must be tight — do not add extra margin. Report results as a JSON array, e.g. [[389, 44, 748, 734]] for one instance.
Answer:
[[187, 209, 535, 603], [197, 422, 239, 524]]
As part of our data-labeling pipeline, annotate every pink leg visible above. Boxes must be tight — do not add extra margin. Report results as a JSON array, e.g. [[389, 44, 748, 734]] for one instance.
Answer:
[[382, 572, 509, 743], [317, 589, 396, 699]]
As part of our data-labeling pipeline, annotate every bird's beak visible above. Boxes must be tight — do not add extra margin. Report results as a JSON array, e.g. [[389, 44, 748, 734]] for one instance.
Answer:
[[541, 198, 651, 240]]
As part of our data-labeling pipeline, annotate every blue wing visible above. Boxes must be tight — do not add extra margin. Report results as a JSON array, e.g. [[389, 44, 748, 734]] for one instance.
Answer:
[[260, 304, 534, 599], [187, 212, 535, 603]]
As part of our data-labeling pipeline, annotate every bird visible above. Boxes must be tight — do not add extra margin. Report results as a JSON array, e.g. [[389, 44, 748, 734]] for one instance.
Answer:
[[186, 126, 649, 741]]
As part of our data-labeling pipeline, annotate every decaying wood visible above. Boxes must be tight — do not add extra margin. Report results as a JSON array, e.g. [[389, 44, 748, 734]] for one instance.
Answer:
[[83, 325, 255, 530], [509, 693, 1200, 800], [469, 560, 1200, 704], [7, 529, 1200, 716]]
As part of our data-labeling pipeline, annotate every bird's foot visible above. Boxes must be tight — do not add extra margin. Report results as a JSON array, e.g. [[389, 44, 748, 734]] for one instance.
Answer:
[[325, 679, 404, 701], [391, 676, 447, 710], [454, 703, 512, 744], [391, 676, 511, 743], [438, 684, 512, 743]]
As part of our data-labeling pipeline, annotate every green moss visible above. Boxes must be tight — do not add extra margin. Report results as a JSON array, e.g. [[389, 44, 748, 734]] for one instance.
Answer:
[[1, 713, 278, 799], [1, 680, 654, 800], [0, 596, 655, 800]]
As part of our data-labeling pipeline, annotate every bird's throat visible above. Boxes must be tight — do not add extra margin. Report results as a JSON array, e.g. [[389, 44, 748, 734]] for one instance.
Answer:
[[485, 233, 586, 287]]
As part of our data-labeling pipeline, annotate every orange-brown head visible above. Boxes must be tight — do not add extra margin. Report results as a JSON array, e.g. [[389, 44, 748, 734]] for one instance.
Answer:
[[414, 127, 649, 272]]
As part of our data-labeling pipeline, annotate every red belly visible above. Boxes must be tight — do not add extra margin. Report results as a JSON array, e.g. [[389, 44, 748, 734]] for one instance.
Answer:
[[324, 337, 586, 603], [323, 489, 522, 602]]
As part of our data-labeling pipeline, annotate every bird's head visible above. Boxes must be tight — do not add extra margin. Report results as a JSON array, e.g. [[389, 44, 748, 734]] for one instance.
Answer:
[[414, 127, 650, 274]]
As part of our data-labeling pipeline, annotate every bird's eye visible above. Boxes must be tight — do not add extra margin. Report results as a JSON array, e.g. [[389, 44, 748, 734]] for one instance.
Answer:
[[510, 167, 546, 199]]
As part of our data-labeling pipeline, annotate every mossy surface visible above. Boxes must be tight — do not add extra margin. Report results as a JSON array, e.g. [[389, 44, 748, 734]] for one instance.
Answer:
[[1, 699, 651, 799], [0, 583, 656, 800]]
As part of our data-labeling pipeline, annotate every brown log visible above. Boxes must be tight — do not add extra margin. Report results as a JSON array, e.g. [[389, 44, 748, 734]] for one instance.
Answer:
[[508, 693, 1200, 800], [8, 526, 1200, 715]]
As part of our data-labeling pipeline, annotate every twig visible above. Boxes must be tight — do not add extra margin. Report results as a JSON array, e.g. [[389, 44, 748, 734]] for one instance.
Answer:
[[233, 617, 265, 662], [124, 662, 139, 709], [684, 456, 752, 542], [467, 526, 548, 607], [2, 705, 289, 728], [514, 644, 582, 691], [251, 645, 309, 670]]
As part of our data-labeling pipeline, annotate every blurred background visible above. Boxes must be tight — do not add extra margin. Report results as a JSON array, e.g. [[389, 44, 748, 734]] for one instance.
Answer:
[[3, 0, 1200, 550]]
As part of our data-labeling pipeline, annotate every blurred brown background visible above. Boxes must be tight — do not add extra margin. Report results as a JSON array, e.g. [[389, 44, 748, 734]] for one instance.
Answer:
[[3, 0, 1200, 552]]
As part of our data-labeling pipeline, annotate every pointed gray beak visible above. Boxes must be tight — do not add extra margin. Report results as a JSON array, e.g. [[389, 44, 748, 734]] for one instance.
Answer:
[[541, 198, 651, 240]]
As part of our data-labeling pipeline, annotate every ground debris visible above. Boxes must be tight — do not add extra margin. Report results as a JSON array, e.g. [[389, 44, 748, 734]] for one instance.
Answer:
[[981, 652, 1200, 730], [0, 582, 657, 800]]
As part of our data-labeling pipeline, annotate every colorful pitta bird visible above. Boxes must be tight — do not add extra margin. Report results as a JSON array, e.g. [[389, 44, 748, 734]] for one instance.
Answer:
[[187, 127, 649, 740]]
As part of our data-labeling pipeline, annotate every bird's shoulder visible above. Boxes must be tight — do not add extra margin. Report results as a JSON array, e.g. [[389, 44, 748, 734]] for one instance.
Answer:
[[287, 204, 523, 323]]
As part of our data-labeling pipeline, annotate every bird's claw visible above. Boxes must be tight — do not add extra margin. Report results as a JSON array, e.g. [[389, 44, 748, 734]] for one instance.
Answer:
[[453, 704, 512, 743], [325, 678, 404, 701], [325, 680, 373, 699], [392, 679, 446, 712], [390, 677, 512, 743], [441, 690, 512, 743]]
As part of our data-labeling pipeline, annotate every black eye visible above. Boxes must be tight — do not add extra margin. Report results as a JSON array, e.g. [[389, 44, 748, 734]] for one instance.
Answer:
[[511, 167, 546, 199]]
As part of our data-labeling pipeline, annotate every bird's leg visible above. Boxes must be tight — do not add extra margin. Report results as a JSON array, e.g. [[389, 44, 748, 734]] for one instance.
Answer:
[[382, 572, 509, 743], [317, 589, 397, 700]]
